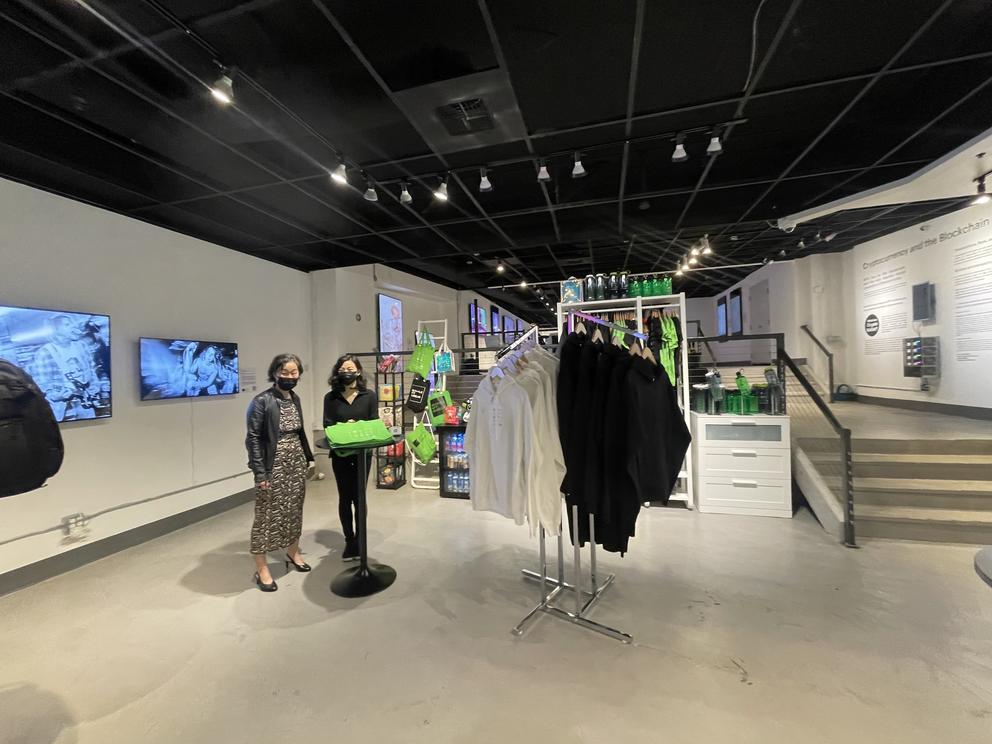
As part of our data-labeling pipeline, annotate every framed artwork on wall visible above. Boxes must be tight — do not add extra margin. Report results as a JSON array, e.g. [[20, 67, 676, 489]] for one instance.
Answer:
[[729, 289, 743, 336], [377, 293, 404, 353]]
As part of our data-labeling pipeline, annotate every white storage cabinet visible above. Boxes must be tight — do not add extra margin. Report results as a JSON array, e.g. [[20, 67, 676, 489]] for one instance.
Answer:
[[690, 412, 792, 518]]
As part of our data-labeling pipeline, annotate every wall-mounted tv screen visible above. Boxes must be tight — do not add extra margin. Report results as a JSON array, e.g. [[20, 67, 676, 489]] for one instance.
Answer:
[[0, 304, 111, 422], [140, 338, 239, 400], [377, 293, 404, 354]]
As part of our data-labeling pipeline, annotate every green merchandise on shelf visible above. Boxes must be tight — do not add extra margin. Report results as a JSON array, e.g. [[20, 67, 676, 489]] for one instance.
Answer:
[[628, 277, 641, 297], [649, 275, 662, 297], [735, 370, 752, 395], [659, 276, 673, 295], [745, 394, 759, 414]]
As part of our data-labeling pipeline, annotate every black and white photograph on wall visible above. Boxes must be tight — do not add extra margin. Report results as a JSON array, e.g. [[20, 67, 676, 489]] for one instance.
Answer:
[[139, 338, 239, 400], [0, 304, 111, 422]]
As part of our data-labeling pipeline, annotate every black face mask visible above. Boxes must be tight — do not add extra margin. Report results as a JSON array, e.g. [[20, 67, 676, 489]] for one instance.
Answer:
[[276, 377, 298, 391], [337, 371, 359, 385]]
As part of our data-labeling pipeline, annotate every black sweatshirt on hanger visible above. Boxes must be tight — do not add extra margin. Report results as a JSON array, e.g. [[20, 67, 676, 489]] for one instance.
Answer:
[[556, 331, 586, 494], [565, 335, 602, 543], [582, 343, 626, 530]]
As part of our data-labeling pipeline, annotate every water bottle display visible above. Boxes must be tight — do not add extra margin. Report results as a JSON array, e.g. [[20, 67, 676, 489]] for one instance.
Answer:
[[440, 427, 471, 499], [607, 272, 619, 299], [629, 276, 642, 297]]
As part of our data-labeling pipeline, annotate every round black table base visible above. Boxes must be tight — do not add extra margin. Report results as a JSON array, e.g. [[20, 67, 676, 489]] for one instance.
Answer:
[[331, 562, 397, 597]]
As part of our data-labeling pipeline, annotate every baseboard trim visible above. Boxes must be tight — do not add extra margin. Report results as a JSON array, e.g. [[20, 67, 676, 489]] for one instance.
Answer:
[[855, 395, 992, 421], [0, 488, 254, 597]]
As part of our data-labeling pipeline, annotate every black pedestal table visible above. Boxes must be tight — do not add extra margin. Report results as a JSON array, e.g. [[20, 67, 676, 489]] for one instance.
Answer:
[[329, 445, 397, 597]]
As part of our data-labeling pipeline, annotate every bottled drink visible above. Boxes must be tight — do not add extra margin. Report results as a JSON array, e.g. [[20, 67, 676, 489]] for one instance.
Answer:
[[649, 275, 662, 297], [445, 472, 453, 492], [629, 277, 642, 297], [607, 272, 619, 300], [583, 274, 596, 301], [594, 274, 606, 300], [618, 271, 629, 298]]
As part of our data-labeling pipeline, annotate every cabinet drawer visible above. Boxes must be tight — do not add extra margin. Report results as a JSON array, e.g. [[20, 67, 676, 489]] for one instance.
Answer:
[[702, 419, 789, 448], [699, 477, 792, 516], [701, 447, 788, 478]]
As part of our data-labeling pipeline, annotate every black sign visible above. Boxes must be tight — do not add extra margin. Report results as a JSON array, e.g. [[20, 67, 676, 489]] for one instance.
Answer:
[[865, 314, 880, 337]]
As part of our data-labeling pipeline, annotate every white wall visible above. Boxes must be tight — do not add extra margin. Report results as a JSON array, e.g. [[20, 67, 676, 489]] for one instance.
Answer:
[[0, 178, 312, 575], [847, 204, 992, 408], [309, 264, 460, 423]]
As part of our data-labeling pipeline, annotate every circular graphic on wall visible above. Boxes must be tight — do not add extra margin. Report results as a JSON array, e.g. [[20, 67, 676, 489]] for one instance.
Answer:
[[864, 314, 880, 337]]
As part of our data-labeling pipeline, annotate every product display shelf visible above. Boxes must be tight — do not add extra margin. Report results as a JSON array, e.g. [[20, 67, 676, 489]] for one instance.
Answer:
[[374, 364, 406, 490], [437, 424, 470, 500]]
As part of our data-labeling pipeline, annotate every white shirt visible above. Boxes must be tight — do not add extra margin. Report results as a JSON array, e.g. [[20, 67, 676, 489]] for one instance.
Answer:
[[466, 371, 534, 525]]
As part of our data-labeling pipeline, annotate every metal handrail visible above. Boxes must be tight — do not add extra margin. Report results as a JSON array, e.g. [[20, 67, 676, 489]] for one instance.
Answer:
[[800, 324, 835, 403], [779, 350, 856, 548], [692, 333, 787, 414]]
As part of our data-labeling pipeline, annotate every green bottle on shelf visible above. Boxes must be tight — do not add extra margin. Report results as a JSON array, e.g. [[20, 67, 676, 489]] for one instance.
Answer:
[[648, 275, 661, 297], [629, 277, 642, 297], [660, 276, 673, 295]]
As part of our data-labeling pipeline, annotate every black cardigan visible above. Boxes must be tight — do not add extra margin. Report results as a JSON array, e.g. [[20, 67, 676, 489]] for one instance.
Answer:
[[323, 387, 378, 428], [245, 388, 314, 483]]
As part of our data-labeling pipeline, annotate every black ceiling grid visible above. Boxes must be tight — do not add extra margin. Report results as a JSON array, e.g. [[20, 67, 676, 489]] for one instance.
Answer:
[[2, 2, 992, 319]]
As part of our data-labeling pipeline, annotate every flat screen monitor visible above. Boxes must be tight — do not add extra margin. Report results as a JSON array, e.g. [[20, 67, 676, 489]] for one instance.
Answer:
[[0, 304, 112, 422], [377, 293, 404, 353], [729, 289, 743, 335], [491, 306, 500, 334], [139, 338, 238, 400], [717, 297, 728, 336]]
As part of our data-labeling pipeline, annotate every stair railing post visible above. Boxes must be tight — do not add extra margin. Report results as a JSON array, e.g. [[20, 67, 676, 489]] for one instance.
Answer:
[[840, 427, 856, 548]]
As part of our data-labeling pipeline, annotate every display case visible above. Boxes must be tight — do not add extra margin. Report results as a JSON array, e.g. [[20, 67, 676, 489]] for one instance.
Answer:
[[437, 424, 470, 499], [375, 360, 407, 489]]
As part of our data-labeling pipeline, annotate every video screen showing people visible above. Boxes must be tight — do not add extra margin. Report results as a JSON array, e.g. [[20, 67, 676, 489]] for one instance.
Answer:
[[0, 305, 112, 422], [140, 338, 239, 400]]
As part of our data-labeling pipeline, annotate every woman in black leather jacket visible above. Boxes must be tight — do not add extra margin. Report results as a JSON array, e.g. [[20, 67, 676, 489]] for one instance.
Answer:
[[245, 353, 315, 592]]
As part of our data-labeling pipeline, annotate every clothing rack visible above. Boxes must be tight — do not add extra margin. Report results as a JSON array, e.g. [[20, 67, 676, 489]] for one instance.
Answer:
[[568, 310, 647, 340], [558, 294, 694, 509], [496, 325, 539, 359]]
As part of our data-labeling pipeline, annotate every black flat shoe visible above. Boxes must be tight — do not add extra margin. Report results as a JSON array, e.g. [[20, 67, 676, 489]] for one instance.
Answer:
[[254, 572, 278, 592], [284, 554, 312, 572]]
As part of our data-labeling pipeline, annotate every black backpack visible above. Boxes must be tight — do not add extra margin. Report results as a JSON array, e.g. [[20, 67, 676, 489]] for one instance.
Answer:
[[0, 358, 64, 497]]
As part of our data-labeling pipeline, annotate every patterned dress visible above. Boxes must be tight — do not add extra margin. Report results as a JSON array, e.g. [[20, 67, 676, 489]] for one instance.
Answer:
[[250, 398, 307, 554]]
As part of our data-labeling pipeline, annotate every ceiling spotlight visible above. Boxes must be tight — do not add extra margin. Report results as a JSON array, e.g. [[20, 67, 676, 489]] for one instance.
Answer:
[[778, 249, 787, 257], [331, 162, 348, 185], [689, 256, 698, 266], [672, 137, 688, 163], [824, 232, 837, 242], [496, 262, 505, 274], [571, 152, 587, 179], [362, 173, 378, 202], [675, 268, 684, 277], [519, 280, 528, 288], [537, 160, 551, 182], [210, 73, 234, 105], [479, 167, 492, 193], [973, 176, 990, 205], [434, 175, 449, 201], [399, 182, 413, 205], [701, 236, 713, 255], [706, 131, 723, 155], [798, 239, 806, 249], [690, 245, 701, 256], [681, 259, 690, 272]]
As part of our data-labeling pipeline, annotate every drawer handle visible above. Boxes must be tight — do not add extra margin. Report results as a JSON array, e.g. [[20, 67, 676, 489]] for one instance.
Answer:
[[730, 420, 757, 426], [732, 479, 759, 488], [731, 450, 758, 457]]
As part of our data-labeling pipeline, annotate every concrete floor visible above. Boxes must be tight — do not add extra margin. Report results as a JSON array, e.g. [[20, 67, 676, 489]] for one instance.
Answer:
[[2, 480, 992, 744]]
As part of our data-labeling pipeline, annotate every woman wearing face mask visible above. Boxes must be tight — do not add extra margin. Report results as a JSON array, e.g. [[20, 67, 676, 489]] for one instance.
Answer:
[[323, 354, 377, 561], [245, 353, 316, 592]]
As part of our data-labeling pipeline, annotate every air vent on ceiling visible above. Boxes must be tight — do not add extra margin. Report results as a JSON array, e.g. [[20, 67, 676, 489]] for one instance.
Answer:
[[435, 98, 495, 136]]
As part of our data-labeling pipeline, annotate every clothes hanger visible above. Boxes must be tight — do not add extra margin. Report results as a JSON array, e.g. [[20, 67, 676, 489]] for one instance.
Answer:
[[629, 338, 642, 356], [642, 345, 656, 363]]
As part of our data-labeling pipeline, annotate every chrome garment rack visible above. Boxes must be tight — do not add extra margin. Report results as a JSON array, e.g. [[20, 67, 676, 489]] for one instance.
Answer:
[[513, 504, 631, 643], [496, 324, 539, 359]]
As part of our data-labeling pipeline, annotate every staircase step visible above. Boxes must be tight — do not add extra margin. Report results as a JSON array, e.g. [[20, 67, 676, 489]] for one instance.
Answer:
[[817, 474, 992, 510], [796, 437, 992, 455], [856, 505, 992, 544], [807, 452, 992, 481]]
